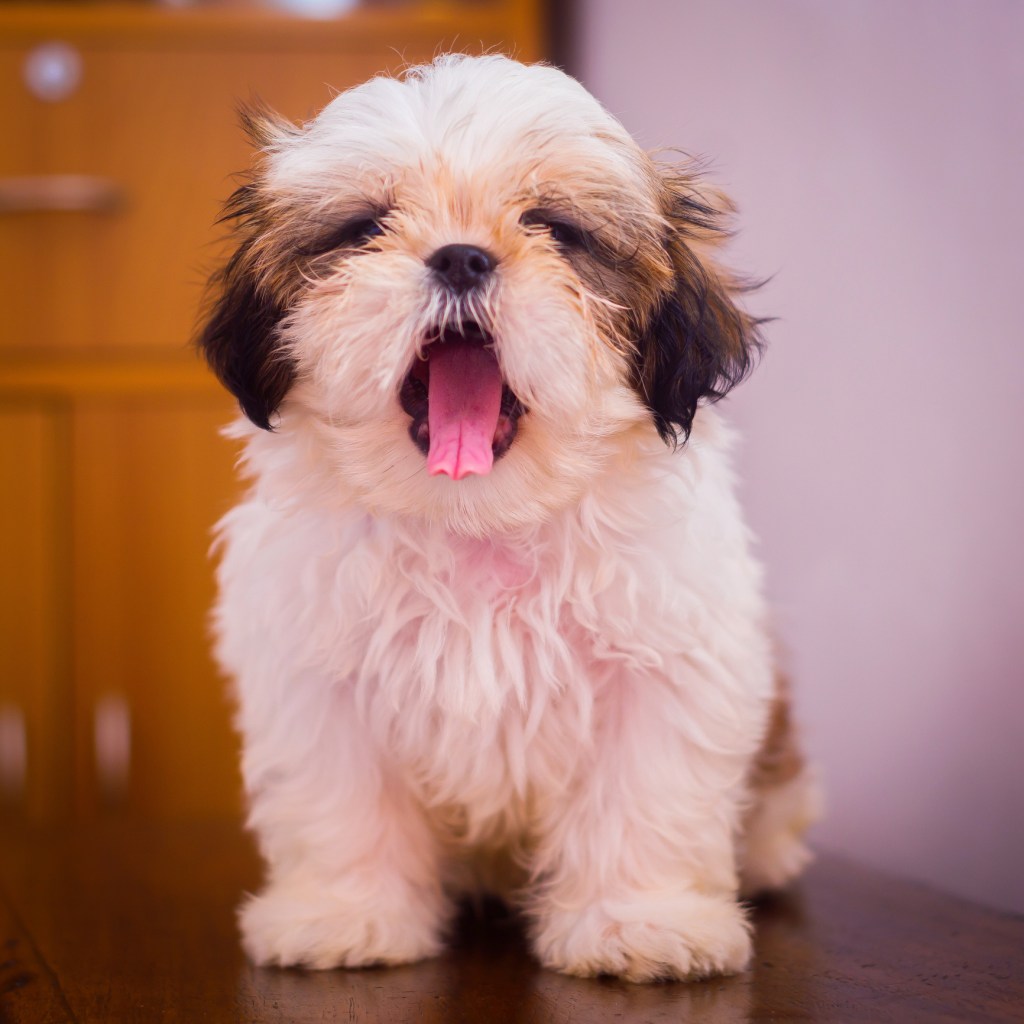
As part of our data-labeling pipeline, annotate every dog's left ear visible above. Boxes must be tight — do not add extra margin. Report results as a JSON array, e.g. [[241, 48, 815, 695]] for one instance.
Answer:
[[632, 173, 766, 446]]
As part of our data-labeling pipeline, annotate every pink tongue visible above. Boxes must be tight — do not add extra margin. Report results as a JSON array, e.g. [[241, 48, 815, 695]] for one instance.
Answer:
[[427, 340, 503, 479]]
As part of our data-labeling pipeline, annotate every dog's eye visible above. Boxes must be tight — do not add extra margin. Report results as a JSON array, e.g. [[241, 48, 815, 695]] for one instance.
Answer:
[[304, 216, 385, 256], [520, 211, 586, 250], [335, 217, 385, 246], [346, 218, 384, 244], [546, 221, 585, 248]]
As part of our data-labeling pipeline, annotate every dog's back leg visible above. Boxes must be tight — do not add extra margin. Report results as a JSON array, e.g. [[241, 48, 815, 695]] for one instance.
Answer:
[[739, 672, 822, 897]]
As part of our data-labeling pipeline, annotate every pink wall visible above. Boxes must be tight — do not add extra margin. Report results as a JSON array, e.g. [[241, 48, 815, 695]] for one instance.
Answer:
[[577, 0, 1024, 912]]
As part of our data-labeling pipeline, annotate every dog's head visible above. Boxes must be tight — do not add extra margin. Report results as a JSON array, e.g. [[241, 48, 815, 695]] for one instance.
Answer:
[[199, 54, 762, 534]]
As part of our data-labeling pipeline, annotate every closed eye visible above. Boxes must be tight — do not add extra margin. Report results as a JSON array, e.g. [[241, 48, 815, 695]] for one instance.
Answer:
[[301, 215, 385, 256], [343, 218, 384, 245], [519, 209, 588, 250]]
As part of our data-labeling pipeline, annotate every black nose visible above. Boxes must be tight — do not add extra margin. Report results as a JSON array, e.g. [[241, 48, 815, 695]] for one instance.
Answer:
[[427, 244, 496, 292]]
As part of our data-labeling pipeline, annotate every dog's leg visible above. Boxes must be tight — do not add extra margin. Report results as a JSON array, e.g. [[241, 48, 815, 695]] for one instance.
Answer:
[[738, 674, 821, 896], [237, 682, 449, 969], [526, 674, 759, 982]]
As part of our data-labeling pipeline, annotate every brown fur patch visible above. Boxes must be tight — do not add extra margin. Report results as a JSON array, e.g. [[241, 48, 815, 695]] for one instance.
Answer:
[[750, 670, 806, 792], [628, 166, 766, 446]]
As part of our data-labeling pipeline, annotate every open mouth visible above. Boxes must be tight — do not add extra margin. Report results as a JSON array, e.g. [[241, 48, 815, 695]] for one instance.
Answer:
[[399, 321, 524, 480]]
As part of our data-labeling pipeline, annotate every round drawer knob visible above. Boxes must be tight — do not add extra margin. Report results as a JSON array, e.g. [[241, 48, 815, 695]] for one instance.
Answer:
[[24, 41, 82, 103]]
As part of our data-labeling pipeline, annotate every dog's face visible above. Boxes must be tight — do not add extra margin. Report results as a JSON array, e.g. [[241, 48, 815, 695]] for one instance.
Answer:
[[200, 55, 761, 535]]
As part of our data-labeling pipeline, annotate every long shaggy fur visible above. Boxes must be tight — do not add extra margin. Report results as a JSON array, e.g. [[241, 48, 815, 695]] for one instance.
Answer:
[[199, 54, 819, 983]]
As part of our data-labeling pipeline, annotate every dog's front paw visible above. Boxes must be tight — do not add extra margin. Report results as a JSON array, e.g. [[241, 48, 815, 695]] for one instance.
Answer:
[[240, 878, 447, 969], [531, 890, 751, 983]]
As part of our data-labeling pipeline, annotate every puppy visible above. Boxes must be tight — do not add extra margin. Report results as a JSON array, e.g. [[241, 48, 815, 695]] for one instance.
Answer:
[[199, 54, 818, 982]]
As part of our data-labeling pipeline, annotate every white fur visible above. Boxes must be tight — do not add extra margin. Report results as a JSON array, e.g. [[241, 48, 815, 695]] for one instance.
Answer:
[[210, 54, 812, 983], [740, 771, 823, 898], [217, 409, 775, 980]]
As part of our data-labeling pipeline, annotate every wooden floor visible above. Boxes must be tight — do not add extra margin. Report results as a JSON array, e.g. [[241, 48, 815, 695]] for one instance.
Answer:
[[1, 822, 1021, 1023]]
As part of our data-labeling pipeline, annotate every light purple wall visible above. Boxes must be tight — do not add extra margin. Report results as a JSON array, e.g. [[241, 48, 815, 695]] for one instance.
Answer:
[[577, 0, 1024, 912]]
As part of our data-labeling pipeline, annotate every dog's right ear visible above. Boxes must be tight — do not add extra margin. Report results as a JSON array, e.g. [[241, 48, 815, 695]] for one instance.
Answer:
[[198, 213, 293, 431], [197, 103, 300, 430]]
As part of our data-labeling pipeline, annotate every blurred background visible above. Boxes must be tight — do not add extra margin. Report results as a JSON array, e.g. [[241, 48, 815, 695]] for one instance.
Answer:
[[2, 0, 1021, 917]]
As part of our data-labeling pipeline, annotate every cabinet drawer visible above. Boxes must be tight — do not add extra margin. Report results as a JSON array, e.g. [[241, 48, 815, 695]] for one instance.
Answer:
[[0, 6, 539, 354]]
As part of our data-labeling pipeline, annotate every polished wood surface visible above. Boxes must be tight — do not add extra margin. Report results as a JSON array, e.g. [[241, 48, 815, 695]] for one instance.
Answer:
[[0, 824, 1021, 1023]]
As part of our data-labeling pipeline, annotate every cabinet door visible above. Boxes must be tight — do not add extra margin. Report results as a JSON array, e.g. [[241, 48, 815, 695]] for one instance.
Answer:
[[71, 398, 243, 818], [0, 407, 72, 820]]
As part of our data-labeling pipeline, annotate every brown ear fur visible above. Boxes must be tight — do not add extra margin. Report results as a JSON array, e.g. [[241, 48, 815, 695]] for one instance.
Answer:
[[196, 104, 301, 430], [238, 97, 302, 150], [632, 173, 766, 446]]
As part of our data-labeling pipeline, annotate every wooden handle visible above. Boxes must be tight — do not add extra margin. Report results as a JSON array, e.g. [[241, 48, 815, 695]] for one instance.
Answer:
[[0, 703, 27, 801], [0, 174, 125, 213], [94, 693, 131, 802]]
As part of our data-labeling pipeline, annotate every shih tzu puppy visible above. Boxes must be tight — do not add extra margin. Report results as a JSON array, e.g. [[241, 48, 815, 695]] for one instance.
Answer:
[[199, 53, 818, 982]]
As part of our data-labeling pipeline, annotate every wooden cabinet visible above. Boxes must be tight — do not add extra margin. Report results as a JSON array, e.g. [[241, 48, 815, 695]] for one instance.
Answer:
[[0, 2, 544, 821]]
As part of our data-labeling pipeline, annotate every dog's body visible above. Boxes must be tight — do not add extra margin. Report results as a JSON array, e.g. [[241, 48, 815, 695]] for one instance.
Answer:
[[201, 54, 818, 982]]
